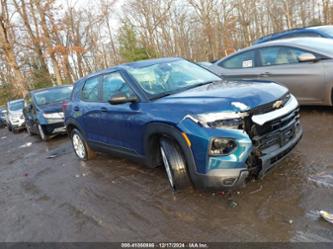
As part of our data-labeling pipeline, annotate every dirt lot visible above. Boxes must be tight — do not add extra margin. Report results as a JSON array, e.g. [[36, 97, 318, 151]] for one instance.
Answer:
[[0, 107, 332, 242]]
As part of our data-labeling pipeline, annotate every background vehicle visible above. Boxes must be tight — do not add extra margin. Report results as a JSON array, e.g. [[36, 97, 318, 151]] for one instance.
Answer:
[[6, 99, 25, 133], [254, 25, 333, 44], [213, 37, 333, 106], [23, 85, 73, 141], [65, 57, 302, 191], [0, 107, 7, 128]]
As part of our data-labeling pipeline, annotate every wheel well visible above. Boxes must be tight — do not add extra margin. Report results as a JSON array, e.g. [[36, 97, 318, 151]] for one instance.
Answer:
[[146, 133, 163, 167], [146, 132, 185, 168], [66, 123, 77, 135]]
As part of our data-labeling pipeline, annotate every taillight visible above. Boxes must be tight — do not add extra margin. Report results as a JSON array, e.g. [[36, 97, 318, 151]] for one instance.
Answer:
[[62, 100, 69, 113]]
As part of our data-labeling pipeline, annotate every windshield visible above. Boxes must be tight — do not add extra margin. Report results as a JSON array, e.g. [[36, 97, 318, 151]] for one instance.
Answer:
[[127, 59, 221, 98], [34, 86, 73, 106], [9, 100, 24, 111], [296, 38, 333, 56]]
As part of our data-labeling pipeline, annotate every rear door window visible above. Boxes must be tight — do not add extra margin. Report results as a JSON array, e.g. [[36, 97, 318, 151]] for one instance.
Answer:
[[81, 76, 100, 102], [219, 50, 256, 69]]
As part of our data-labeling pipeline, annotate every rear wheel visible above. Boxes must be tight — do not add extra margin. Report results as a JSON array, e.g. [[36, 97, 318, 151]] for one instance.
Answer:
[[7, 123, 12, 132], [160, 137, 190, 191], [71, 128, 96, 161]]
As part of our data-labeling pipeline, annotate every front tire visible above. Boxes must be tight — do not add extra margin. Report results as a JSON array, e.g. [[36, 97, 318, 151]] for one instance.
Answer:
[[71, 128, 96, 161], [38, 124, 49, 141], [160, 138, 190, 191], [7, 123, 12, 132]]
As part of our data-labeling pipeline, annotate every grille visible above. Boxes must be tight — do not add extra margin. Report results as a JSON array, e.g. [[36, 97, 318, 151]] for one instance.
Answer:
[[250, 108, 300, 152], [250, 93, 291, 115]]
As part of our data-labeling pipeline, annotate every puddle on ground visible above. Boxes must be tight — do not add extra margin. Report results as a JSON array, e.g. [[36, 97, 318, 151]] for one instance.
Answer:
[[308, 170, 333, 188]]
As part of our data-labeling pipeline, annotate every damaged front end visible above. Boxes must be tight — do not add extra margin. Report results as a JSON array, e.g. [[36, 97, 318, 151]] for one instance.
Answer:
[[244, 93, 302, 177], [179, 93, 303, 189]]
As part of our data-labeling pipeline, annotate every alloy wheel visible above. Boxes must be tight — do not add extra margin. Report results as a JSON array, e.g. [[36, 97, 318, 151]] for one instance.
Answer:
[[160, 146, 175, 189], [72, 133, 86, 159], [38, 124, 46, 140]]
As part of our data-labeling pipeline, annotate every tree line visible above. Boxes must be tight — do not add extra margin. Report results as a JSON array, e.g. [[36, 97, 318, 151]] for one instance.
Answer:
[[0, 0, 332, 104]]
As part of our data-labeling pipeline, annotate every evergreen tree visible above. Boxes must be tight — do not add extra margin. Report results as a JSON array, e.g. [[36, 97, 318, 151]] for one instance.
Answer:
[[118, 21, 150, 62]]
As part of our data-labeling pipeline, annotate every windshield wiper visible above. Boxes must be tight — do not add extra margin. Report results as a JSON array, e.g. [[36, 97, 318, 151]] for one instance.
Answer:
[[150, 90, 178, 100], [150, 81, 220, 100]]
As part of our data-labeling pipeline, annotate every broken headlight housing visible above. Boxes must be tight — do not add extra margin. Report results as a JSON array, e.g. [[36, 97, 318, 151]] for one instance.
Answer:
[[186, 112, 247, 129], [207, 118, 243, 129]]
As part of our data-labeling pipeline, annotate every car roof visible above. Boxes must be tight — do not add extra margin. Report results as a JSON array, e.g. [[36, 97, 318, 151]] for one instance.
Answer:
[[80, 57, 182, 81], [216, 37, 333, 64], [30, 84, 73, 94], [254, 25, 332, 44]]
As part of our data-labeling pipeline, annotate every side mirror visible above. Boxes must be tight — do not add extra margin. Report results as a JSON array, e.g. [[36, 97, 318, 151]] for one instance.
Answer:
[[298, 53, 317, 63], [108, 92, 138, 105]]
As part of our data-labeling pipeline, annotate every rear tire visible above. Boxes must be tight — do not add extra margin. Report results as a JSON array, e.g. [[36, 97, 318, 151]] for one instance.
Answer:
[[160, 137, 190, 191], [71, 128, 96, 161], [7, 123, 12, 132]]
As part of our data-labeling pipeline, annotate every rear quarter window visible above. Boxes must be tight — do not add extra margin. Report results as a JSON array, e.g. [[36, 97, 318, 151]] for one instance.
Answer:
[[81, 76, 100, 102]]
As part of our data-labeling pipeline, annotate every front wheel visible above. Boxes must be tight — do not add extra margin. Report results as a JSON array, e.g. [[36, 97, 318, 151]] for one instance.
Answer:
[[160, 138, 191, 191], [71, 129, 96, 161], [38, 124, 49, 141], [7, 123, 12, 132]]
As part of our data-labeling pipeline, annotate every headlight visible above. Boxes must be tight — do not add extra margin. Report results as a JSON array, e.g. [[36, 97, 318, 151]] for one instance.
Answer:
[[185, 112, 247, 129], [210, 138, 237, 155], [207, 118, 243, 129], [43, 112, 64, 119]]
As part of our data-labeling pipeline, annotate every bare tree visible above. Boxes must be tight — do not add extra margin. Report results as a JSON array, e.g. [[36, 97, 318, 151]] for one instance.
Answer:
[[0, 0, 27, 96]]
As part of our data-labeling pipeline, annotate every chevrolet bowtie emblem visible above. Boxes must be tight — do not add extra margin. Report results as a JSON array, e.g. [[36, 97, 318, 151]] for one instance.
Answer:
[[273, 100, 284, 109]]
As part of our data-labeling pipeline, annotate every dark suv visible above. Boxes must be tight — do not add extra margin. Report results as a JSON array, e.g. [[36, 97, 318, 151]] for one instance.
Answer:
[[254, 25, 333, 44], [64, 57, 302, 191], [23, 85, 73, 141]]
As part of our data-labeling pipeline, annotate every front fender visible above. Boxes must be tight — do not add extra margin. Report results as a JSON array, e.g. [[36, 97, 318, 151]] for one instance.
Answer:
[[143, 122, 197, 176]]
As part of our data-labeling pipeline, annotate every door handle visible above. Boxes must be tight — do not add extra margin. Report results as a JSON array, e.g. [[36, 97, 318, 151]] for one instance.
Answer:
[[74, 106, 80, 112], [100, 107, 108, 112], [259, 72, 272, 77]]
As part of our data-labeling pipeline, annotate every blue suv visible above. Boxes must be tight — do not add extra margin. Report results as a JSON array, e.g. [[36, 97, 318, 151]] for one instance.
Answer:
[[64, 58, 303, 191]]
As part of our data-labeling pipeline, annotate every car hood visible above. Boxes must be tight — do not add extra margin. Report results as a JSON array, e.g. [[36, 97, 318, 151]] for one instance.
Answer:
[[154, 80, 288, 115], [38, 102, 63, 113]]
